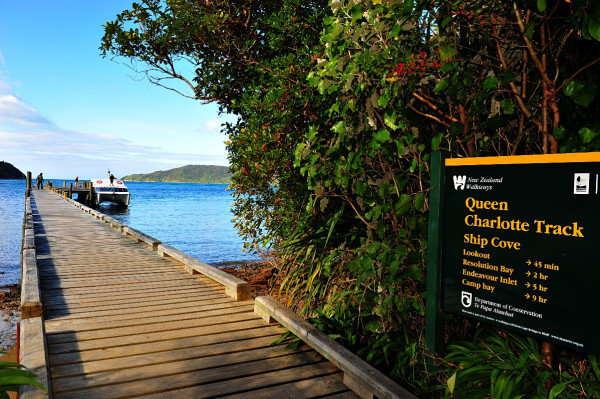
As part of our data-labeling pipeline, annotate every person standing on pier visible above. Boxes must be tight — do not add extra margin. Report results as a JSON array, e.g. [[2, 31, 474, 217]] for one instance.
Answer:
[[75, 176, 79, 187], [36, 173, 43, 189]]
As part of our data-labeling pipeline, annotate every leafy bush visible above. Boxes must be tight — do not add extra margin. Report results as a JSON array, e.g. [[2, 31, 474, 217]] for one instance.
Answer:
[[102, 0, 600, 396], [439, 327, 600, 398]]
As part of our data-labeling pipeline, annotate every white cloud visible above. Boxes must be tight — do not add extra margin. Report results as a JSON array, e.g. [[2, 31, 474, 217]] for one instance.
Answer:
[[0, 85, 228, 179], [203, 118, 223, 131], [0, 93, 53, 127], [197, 114, 237, 134]]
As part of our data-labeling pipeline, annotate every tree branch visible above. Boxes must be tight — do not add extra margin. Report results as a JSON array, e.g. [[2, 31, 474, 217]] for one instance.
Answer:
[[555, 56, 600, 93], [492, 25, 543, 131], [411, 92, 459, 123], [407, 104, 451, 127], [513, 2, 554, 87]]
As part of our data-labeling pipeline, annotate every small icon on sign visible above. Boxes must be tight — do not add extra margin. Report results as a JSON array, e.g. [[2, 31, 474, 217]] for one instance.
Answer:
[[461, 291, 472, 308], [574, 173, 590, 195], [453, 175, 466, 190]]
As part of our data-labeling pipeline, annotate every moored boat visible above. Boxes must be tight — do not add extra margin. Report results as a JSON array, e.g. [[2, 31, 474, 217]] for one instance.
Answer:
[[92, 178, 130, 207]]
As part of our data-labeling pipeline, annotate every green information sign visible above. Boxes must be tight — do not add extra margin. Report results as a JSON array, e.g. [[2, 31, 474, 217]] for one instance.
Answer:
[[429, 152, 600, 355]]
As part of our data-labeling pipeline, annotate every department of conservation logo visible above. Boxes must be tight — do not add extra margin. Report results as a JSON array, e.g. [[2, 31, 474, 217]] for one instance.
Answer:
[[574, 173, 590, 195], [453, 175, 466, 190], [461, 291, 472, 308]]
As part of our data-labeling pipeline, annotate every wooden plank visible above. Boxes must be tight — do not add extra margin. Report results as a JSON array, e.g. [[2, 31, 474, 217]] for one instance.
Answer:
[[52, 346, 316, 393], [46, 307, 256, 344], [38, 265, 188, 279], [255, 296, 417, 399], [318, 392, 361, 399], [42, 290, 226, 313], [47, 318, 270, 353], [101, 215, 125, 231], [20, 249, 43, 319], [40, 275, 222, 296], [138, 362, 342, 399], [23, 228, 35, 249], [50, 333, 285, 378], [45, 301, 254, 333], [158, 243, 252, 300], [57, 355, 323, 398], [58, 361, 340, 399], [46, 312, 260, 348], [42, 288, 229, 311], [44, 299, 245, 328], [19, 317, 51, 399], [49, 325, 282, 366], [42, 291, 230, 319], [38, 272, 197, 290], [41, 284, 222, 306], [219, 375, 356, 399], [122, 225, 161, 249]]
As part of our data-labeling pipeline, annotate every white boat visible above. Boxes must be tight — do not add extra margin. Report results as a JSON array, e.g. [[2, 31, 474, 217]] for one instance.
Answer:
[[92, 178, 130, 207]]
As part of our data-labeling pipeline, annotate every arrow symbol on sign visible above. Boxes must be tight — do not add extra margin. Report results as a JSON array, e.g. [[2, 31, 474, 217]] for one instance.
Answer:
[[524, 293, 530, 299], [525, 282, 530, 288], [527, 260, 531, 266], [526, 271, 531, 277]]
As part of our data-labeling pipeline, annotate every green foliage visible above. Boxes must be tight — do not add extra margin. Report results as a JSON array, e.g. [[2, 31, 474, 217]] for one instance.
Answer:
[[102, 0, 328, 253], [122, 164, 231, 183], [439, 328, 600, 398], [0, 356, 47, 398], [103, 0, 600, 397]]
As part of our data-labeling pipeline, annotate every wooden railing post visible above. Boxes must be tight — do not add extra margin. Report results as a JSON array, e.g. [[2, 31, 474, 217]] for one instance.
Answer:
[[26, 171, 32, 197]]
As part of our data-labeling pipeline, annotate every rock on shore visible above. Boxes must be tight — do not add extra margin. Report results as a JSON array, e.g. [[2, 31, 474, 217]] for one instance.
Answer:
[[0, 285, 20, 353]]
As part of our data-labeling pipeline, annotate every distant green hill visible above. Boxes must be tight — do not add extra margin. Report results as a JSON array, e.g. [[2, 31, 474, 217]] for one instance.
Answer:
[[0, 161, 26, 179], [122, 165, 231, 184]]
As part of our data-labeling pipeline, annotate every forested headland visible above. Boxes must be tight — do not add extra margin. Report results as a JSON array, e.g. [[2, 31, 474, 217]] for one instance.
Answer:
[[102, 1, 600, 397], [0, 161, 25, 180], [122, 165, 231, 184]]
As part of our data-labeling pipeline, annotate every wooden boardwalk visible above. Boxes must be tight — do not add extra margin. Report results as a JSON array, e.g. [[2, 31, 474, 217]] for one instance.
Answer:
[[30, 189, 359, 398]]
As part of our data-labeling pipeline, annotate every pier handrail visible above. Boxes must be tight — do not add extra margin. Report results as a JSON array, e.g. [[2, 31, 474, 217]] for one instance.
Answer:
[[21, 197, 42, 319], [20, 191, 52, 398], [254, 296, 417, 399], [123, 226, 162, 250], [103, 215, 126, 232], [158, 243, 252, 301]]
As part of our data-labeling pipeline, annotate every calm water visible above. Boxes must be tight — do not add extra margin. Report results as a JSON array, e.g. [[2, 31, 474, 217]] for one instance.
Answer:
[[0, 180, 25, 286], [0, 180, 257, 286]]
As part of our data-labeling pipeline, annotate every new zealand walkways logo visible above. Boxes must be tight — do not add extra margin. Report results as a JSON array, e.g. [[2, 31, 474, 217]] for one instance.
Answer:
[[453, 175, 466, 190]]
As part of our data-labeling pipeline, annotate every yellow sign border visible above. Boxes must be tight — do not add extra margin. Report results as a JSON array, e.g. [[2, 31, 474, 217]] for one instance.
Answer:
[[446, 152, 600, 166]]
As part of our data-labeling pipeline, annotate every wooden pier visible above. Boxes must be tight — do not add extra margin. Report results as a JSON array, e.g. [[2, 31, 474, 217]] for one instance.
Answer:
[[50, 182, 95, 208], [19, 188, 415, 399]]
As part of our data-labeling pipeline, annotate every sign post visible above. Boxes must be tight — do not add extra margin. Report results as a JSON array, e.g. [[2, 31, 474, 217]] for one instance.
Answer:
[[427, 152, 600, 356], [425, 151, 449, 362]]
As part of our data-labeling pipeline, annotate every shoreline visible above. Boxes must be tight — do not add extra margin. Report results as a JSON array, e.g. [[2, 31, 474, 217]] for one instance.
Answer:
[[0, 284, 20, 354]]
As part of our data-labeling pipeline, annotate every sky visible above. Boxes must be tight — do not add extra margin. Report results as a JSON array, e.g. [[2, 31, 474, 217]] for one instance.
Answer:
[[0, 1, 233, 180]]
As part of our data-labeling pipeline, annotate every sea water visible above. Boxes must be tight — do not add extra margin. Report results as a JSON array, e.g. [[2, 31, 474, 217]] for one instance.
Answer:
[[0, 180, 25, 286], [0, 180, 258, 286]]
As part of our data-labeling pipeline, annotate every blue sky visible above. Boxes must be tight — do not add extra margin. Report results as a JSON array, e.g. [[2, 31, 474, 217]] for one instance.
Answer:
[[0, 1, 231, 179]]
